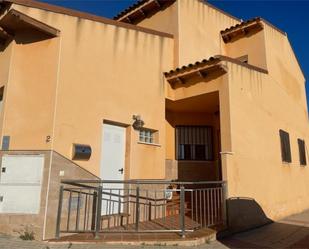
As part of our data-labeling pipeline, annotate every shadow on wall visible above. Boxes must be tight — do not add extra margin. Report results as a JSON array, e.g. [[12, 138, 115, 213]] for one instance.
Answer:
[[219, 197, 273, 238], [0, 38, 12, 52], [14, 30, 53, 44], [0, 29, 53, 52]]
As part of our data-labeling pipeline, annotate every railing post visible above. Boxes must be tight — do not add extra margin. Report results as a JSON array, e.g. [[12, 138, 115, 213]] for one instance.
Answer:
[[180, 185, 185, 238], [55, 185, 64, 239], [222, 182, 228, 227], [135, 185, 140, 231], [91, 191, 97, 231], [95, 185, 102, 239]]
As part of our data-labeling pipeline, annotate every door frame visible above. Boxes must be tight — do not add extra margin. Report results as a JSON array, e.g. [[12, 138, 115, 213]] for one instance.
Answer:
[[101, 120, 131, 181]]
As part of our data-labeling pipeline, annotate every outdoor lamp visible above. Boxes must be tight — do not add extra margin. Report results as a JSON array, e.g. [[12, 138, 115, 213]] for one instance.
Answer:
[[132, 114, 145, 130]]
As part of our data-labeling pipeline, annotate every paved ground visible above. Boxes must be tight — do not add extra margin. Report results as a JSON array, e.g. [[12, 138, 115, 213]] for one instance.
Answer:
[[219, 209, 309, 248], [3, 210, 309, 249], [0, 234, 227, 249]]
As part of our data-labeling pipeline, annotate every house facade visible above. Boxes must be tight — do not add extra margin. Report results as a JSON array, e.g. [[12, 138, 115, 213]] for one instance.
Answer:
[[0, 0, 307, 240]]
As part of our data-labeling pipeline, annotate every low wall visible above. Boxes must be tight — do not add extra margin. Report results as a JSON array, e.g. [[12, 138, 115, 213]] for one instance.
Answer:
[[178, 161, 220, 181], [224, 197, 272, 236], [0, 151, 51, 240], [0, 150, 99, 240]]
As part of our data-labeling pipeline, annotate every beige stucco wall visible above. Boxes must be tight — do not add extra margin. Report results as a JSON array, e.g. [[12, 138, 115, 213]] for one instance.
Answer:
[[0, 42, 13, 138], [138, 1, 179, 67], [264, 24, 306, 111], [0, 31, 59, 150], [177, 0, 238, 66], [0, 43, 12, 87], [224, 29, 268, 69], [225, 61, 309, 220], [3, 4, 174, 179], [138, 1, 178, 35], [138, 0, 239, 67]]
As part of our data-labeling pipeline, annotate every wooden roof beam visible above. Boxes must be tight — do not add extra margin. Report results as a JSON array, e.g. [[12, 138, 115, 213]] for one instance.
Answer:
[[126, 16, 132, 23], [197, 70, 207, 79], [154, 0, 161, 8], [139, 8, 146, 17], [176, 77, 185, 84]]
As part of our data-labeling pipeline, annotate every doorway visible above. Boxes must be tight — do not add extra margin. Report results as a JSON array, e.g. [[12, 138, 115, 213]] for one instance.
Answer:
[[100, 123, 126, 215]]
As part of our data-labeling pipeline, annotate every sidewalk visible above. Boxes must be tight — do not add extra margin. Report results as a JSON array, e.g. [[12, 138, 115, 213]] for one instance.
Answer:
[[219, 209, 309, 248], [2, 209, 309, 249], [0, 233, 227, 249]]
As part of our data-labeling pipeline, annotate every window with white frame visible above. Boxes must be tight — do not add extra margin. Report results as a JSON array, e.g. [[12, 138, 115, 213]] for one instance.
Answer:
[[139, 128, 157, 144]]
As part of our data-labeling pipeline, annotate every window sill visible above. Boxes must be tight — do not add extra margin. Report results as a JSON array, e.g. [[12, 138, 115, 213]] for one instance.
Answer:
[[282, 161, 291, 165], [178, 160, 215, 163], [138, 141, 161, 147]]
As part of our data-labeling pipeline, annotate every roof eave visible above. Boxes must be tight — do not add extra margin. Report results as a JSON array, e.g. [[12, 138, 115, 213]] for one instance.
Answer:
[[114, 0, 176, 24], [221, 18, 263, 43], [0, 8, 60, 37], [164, 55, 268, 85], [0, 0, 173, 38]]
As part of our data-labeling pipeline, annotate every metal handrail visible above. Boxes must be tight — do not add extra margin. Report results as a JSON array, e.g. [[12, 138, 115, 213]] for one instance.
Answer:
[[55, 180, 227, 239], [61, 179, 226, 185]]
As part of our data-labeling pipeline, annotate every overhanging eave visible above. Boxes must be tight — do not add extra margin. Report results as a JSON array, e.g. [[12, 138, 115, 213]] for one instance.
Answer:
[[0, 9, 60, 37], [165, 62, 227, 85]]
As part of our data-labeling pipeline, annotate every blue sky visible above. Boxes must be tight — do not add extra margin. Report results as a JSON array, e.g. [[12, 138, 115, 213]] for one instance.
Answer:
[[42, 0, 309, 107]]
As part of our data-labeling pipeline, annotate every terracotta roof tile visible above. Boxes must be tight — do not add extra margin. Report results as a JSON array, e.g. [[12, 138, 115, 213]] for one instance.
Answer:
[[221, 17, 286, 38], [114, 0, 148, 20], [164, 55, 268, 79], [0, 0, 173, 38], [220, 17, 261, 35], [113, 0, 176, 24]]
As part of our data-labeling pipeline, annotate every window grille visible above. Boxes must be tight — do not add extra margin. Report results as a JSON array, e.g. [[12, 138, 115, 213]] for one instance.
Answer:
[[176, 126, 213, 161]]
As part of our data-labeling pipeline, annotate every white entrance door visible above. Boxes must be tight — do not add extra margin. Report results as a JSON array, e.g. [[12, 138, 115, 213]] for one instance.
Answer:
[[100, 123, 126, 215]]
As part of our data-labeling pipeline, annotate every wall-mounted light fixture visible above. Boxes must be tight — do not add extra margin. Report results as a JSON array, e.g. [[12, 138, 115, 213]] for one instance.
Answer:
[[132, 114, 145, 130], [46, 135, 51, 143]]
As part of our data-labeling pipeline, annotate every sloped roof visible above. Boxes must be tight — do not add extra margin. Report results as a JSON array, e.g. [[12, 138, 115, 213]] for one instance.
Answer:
[[221, 17, 286, 43], [164, 55, 268, 84], [113, 0, 241, 24], [0, 0, 173, 38], [165, 55, 267, 76], [220, 17, 263, 43], [113, 0, 176, 24], [0, 9, 59, 37], [221, 17, 261, 34], [114, 0, 148, 20]]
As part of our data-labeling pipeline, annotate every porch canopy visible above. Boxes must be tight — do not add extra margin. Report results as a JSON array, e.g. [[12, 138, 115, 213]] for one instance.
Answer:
[[164, 55, 267, 87]]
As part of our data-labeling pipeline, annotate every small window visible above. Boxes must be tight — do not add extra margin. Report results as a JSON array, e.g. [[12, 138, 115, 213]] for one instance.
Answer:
[[279, 130, 292, 163], [298, 139, 307, 166], [139, 128, 158, 144]]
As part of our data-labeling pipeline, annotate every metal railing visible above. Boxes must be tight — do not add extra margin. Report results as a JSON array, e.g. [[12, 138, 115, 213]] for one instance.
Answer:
[[55, 180, 227, 239]]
